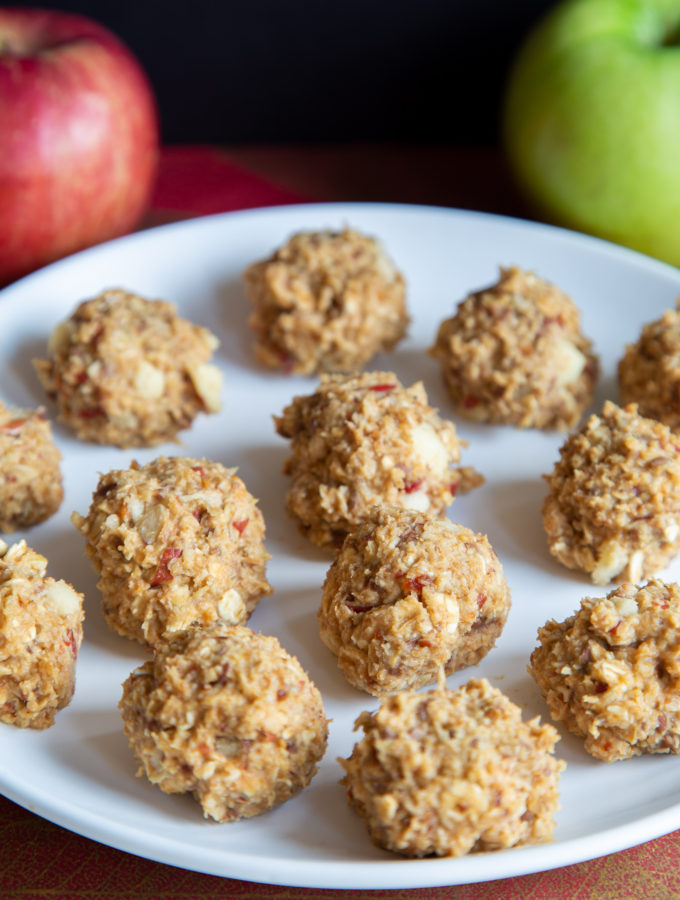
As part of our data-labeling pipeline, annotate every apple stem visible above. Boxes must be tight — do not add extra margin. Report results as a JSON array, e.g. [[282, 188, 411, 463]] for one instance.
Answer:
[[664, 25, 680, 46]]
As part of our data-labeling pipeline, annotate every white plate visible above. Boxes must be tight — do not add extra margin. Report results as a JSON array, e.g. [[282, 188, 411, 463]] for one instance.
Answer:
[[1, 203, 680, 890]]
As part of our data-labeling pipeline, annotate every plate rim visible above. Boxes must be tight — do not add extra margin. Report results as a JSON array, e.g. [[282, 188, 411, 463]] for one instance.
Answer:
[[3, 199, 680, 302], [1, 200, 680, 889]]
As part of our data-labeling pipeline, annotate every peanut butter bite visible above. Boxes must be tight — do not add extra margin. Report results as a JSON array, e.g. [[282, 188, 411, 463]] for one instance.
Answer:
[[275, 370, 482, 549], [0, 400, 62, 532], [431, 266, 598, 430], [34, 288, 222, 448], [319, 507, 510, 696], [341, 678, 564, 857], [0, 540, 84, 729], [120, 625, 328, 821], [619, 299, 680, 430], [245, 228, 408, 375], [72, 456, 271, 647], [543, 402, 680, 584], [530, 580, 680, 761]]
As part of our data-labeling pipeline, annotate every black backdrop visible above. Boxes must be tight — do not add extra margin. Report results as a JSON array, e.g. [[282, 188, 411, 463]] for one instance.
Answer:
[[12, 1, 554, 144]]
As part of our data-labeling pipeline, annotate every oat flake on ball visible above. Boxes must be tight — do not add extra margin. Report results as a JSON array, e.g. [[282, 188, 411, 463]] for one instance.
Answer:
[[319, 507, 511, 695], [0, 540, 84, 729], [34, 288, 222, 448], [72, 456, 272, 647], [542, 401, 680, 585], [530, 580, 680, 762], [430, 266, 598, 430], [119, 625, 328, 822], [244, 228, 408, 375], [274, 371, 482, 549], [0, 400, 62, 532], [340, 678, 564, 857]]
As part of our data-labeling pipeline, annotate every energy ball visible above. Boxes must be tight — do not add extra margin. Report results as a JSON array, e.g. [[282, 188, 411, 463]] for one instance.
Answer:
[[340, 678, 564, 857], [0, 540, 84, 729], [0, 401, 62, 532], [274, 371, 482, 548], [529, 580, 680, 762], [430, 266, 598, 430], [542, 401, 680, 585], [120, 625, 328, 822], [34, 288, 222, 448], [72, 456, 272, 647], [319, 507, 511, 695], [244, 228, 408, 375], [619, 300, 680, 430]]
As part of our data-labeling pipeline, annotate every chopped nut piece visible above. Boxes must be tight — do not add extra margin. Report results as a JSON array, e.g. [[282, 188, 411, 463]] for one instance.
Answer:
[[45, 581, 82, 617], [133, 360, 165, 399], [591, 539, 630, 585], [136, 504, 165, 545], [189, 362, 222, 413], [217, 588, 245, 623]]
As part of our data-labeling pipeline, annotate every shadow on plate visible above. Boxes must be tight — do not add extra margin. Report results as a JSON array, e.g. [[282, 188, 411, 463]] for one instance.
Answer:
[[592, 371, 620, 412], [273, 774, 389, 860], [8, 336, 52, 409], [216, 275, 261, 374], [228, 441, 338, 564], [473, 477, 585, 583], [52, 716, 200, 822], [259, 585, 351, 698]]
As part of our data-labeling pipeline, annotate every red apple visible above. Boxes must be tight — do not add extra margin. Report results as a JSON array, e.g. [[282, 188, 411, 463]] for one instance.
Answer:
[[0, 8, 159, 285]]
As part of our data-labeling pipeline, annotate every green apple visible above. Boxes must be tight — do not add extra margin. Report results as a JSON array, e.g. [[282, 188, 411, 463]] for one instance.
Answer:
[[503, 0, 680, 266]]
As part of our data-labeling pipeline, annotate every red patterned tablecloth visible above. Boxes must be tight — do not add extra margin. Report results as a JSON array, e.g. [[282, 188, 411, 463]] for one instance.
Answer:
[[3, 791, 680, 899], [2, 145, 680, 900]]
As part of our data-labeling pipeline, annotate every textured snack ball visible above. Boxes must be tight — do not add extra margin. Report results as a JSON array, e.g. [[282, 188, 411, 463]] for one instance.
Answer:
[[244, 228, 408, 374], [72, 456, 272, 647], [319, 507, 511, 695], [274, 371, 482, 548], [340, 678, 564, 857], [430, 266, 598, 430], [619, 300, 680, 430], [542, 401, 680, 584], [0, 540, 84, 729], [530, 580, 680, 762], [0, 401, 62, 532], [120, 625, 328, 822], [34, 288, 222, 447]]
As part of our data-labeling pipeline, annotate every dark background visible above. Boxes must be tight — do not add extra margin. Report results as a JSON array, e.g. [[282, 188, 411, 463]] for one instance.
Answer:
[[14, 1, 554, 145]]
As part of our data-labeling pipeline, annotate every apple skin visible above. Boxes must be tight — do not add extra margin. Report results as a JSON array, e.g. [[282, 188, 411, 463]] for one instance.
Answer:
[[0, 8, 159, 285], [503, 0, 680, 266]]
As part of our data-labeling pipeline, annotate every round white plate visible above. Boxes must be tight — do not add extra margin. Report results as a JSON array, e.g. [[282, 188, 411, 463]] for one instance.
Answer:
[[1, 203, 680, 890]]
